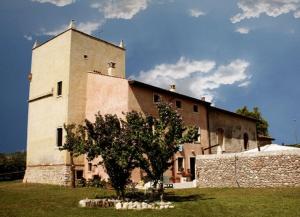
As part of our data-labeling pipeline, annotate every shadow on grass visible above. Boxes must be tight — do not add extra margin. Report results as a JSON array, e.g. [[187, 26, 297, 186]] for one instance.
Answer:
[[164, 192, 215, 202], [124, 191, 215, 203]]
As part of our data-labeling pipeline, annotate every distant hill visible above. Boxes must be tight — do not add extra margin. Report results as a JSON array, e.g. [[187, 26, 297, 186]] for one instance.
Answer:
[[286, 144, 300, 148]]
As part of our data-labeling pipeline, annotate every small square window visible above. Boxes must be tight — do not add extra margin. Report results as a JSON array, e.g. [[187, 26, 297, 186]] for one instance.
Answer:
[[83, 55, 88, 59], [88, 163, 92, 172], [153, 93, 161, 103], [56, 128, 63, 147], [193, 105, 198, 112], [108, 62, 116, 68], [175, 100, 182, 108], [57, 81, 62, 96]]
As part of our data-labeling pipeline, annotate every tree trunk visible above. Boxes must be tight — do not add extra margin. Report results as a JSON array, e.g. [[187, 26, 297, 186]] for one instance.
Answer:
[[151, 181, 158, 201], [159, 175, 164, 202], [70, 152, 76, 188]]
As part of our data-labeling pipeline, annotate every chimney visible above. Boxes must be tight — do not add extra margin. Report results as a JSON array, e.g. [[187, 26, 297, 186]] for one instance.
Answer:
[[108, 62, 116, 76], [169, 84, 176, 92], [68, 20, 76, 29], [32, 40, 39, 49], [119, 40, 125, 48], [201, 96, 206, 101]]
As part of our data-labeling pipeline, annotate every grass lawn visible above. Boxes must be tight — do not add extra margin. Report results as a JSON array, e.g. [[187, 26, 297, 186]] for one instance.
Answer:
[[0, 181, 299, 217]]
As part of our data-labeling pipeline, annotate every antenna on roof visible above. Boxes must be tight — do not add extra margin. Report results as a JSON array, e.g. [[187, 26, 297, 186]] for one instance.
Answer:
[[68, 20, 76, 29]]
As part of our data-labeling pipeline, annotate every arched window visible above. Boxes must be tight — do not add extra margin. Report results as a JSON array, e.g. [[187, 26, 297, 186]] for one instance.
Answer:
[[243, 133, 249, 150]]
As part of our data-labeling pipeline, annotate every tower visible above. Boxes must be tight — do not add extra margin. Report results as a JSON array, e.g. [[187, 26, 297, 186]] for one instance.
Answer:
[[23, 23, 126, 185]]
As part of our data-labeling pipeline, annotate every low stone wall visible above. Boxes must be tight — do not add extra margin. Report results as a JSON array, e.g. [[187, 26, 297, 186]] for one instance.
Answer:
[[23, 165, 71, 186], [196, 150, 300, 188]]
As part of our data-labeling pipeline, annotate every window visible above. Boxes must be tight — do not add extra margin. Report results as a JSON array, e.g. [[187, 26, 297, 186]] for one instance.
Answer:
[[177, 157, 184, 172], [193, 105, 198, 112], [76, 170, 83, 180], [175, 100, 182, 108], [108, 62, 116, 68], [88, 163, 92, 172], [83, 55, 88, 59], [153, 93, 161, 103], [56, 128, 63, 147], [57, 81, 62, 96]]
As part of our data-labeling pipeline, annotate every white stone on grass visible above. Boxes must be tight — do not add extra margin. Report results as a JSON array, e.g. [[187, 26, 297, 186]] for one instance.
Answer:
[[123, 202, 128, 209], [115, 202, 122, 210], [78, 199, 87, 207]]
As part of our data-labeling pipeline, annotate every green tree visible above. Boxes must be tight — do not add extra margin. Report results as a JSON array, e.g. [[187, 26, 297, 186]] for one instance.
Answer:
[[236, 106, 269, 136], [0, 152, 26, 180], [125, 103, 198, 200], [59, 124, 85, 188], [85, 114, 139, 199], [62, 103, 197, 198]]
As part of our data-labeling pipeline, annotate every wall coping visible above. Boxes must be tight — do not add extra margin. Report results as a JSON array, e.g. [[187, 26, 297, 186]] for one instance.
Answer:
[[196, 149, 300, 160]]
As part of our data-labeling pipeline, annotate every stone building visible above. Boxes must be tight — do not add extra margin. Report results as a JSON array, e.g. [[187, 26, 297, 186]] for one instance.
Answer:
[[23, 22, 258, 185]]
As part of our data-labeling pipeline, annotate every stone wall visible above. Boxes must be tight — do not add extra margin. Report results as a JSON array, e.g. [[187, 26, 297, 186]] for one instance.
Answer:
[[23, 165, 71, 186], [196, 150, 300, 188]]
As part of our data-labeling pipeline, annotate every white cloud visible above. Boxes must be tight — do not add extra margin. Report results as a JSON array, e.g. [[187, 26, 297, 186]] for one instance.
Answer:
[[238, 80, 251, 87], [132, 57, 251, 102], [231, 0, 300, 23], [77, 21, 104, 35], [24, 35, 33, 41], [31, 0, 75, 7], [294, 10, 300, 18], [91, 0, 149, 19], [41, 21, 103, 36], [189, 9, 206, 17], [41, 25, 67, 36], [235, 27, 250, 34]]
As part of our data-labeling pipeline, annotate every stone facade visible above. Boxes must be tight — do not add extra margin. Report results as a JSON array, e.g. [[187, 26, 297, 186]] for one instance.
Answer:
[[23, 165, 71, 185], [196, 149, 300, 188]]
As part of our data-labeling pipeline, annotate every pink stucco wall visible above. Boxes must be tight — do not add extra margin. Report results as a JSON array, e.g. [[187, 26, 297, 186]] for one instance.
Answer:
[[82, 74, 257, 184]]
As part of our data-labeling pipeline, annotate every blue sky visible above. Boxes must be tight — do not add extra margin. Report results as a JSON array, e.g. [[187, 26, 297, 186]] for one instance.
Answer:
[[0, 0, 300, 152]]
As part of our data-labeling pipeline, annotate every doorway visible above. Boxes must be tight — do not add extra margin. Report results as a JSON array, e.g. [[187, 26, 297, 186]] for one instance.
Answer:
[[189, 157, 196, 180], [243, 133, 249, 150]]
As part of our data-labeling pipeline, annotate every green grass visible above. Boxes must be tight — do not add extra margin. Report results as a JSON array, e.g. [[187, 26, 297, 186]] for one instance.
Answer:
[[0, 181, 299, 217]]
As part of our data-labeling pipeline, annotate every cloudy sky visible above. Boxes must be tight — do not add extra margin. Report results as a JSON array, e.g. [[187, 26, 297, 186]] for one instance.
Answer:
[[0, 0, 299, 152]]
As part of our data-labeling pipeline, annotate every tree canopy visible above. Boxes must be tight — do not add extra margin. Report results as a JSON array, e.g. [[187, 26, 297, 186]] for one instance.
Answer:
[[236, 106, 269, 136], [63, 102, 198, 198], [0, 152, 26, 180], [85, 113, 140, 198], [126, 103, 198, 195]]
